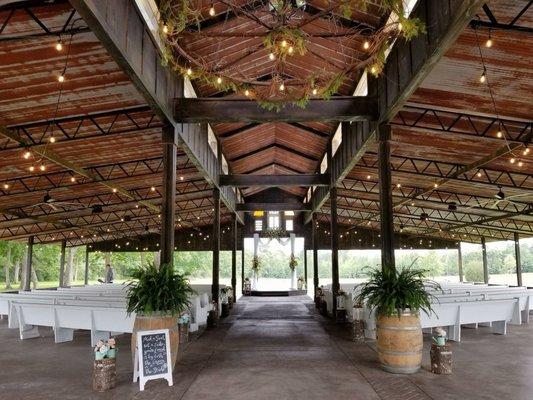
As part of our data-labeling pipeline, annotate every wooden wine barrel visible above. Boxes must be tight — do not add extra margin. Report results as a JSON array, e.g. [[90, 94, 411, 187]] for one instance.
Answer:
[[131, 315, 179, 368], [376, 312, 422, 374]]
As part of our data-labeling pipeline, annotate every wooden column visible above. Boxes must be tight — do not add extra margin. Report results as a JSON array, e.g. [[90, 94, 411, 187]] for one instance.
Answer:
[[231, 213, 237, 300], [212, 188, 221, 304], [458, 244, 464, 282], [23, 236, 34, 291], [312, 213, 319, 297], [481, 237, 489, 284], [515, 233, 522, 287], [59, 239, 67, 287], [378, 125, 395, 271], [241, 236, 245, 294], [84, 246, 90, 285], [160, 126, 177, 268], [303, 240, 308, 289], [330, 186, 340, 316]]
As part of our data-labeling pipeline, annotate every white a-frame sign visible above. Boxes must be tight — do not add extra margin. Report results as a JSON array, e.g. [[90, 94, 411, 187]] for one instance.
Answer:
[[133, 329, 173, 391]]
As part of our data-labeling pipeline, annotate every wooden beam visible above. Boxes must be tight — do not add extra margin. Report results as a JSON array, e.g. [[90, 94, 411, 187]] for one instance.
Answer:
[[23, 236, 33, 291], [84, 246, 89, 285], [220, 174, 330, 187], [160, 126, 177, 267], [515, 233, 523, 286], [212, 188, 221, 304], [481, 236, 489, 283], [59, 239, 66, 287], [458, 245, 464, 282], [312, 213, 319, 295], [174, 97, 378, 123], [305, 0, 484, 222], [378, 125, 395, 270], [330, 186, 340, 317], [236, 203, 311, 212]]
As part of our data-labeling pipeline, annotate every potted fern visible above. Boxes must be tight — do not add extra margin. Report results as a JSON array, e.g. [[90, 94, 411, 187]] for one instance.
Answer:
[[356, 263, 440, 374], [126, 263, 193, 368]]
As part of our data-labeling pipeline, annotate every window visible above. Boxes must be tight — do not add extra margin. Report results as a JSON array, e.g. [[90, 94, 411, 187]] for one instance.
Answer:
[[268, 211, 280, 229], [254, 219, 263, 231], [286, 219, 294, 231]]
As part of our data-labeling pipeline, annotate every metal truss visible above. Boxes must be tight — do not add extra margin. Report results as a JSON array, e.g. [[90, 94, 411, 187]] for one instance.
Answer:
[[0, 1, 90, 41], [1, 106, 160, 151], [394, 106, 532, 145], [358, 152, 533, 191], [470, 3, 533, 34]]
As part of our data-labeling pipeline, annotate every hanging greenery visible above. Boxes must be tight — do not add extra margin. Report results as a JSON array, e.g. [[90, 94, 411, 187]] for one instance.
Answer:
[[251, 255, 261, 272], [263, 227, 288, 241], [158, 0, 426, 110]]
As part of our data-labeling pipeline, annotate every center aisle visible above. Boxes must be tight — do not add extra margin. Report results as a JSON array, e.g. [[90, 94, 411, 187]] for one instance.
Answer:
[[175, 296, 380, 400]]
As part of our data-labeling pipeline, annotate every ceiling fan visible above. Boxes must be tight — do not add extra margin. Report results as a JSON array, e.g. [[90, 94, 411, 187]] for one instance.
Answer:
[[463, 186, 532, 211], [32, 192, 102, 213]]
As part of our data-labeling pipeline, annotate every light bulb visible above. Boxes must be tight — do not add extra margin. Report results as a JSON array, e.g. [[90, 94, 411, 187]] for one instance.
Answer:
[[396, 183, 401, 188], [312, 88, 317, 95], [58, 74, 65, 83], [279, 83, 285, 91], [55, 40, 63, 51], [288, 46, 294, 54], [49, 135, 55, 143], [70, 176, 76, 182], [186, 68, 192, 76], [29, 165, 35, 172], [485, 38, 493, 48], [434, 183, 438, 188], [23, 150, 31, 159], [477, 171, 482, 177], [496, 130, 502, 138], [269, 52, 275, 61], [216, 77, 222, 84], [150, 186, 156, 191], [398, 22, 403, 31], [366, 175, 371, 179], [3, 184, 9, 189], [479, 71, 486, 83], [518, 161, 523, 167], [363, 41, 370, 50], [209, 5, 216, 16], [162, 24, 169, 34], [281, 39, 287, 47], [244, 89, 250, 97], [510, 157, 516, 164], [39, 164, 46, 171], [112, 188, 117, 193], [524, 148, 530, 155]]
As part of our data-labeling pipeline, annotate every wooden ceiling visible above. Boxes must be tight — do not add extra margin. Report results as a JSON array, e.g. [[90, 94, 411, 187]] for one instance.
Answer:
[[0, 0, 531, 248], [0, 0, 231, 247]]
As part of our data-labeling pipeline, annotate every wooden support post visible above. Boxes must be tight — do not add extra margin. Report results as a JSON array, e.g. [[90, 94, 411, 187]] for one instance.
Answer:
[[59, 239, 67, 287], [241, 237, 245, 294], [23, 236, 34, 291], [160, 126, 177, 268], [303, 241, 308, 290], [231, 213, 237, 301], [330, 186, 340, 317], [212, 188, 221, 304], [481, 237, 489, 284], [458, 244, 464, 282], [378, 125, 395, 271], [515, 233, 522, 287], [312, 213, 319, 297], [84, 246, 89, 285]]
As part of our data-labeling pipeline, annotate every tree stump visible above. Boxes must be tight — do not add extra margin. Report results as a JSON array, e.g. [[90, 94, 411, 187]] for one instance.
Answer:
[[179, 323, 188, 344], [430, 343, 452, 374], [92, 358, 116, 392]]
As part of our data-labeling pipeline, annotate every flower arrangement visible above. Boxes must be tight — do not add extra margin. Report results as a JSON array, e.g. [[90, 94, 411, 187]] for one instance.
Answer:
[[289, 254, 298, 271], [178, 314, 189, 325], [251, 256, 261, 273], [94, 338, 116, 360], [264, 227, 287, 241]]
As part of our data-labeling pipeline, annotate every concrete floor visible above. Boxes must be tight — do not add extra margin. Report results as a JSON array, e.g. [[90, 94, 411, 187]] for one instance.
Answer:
[[1, 296, 532, 399]]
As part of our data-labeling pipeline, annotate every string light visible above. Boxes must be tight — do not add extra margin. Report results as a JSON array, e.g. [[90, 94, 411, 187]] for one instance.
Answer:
[[150, 186, 156, 191], [485, 31, 493, 48], [312, 88, 317, 95], [244, 89, 250, 97], [58, 73, 65, 83], [39, 164, 46, 172], [3, 183, 9, 190], [209, 5, 216, 16], [269, 52, 275, 61], [55, 39, 63, 51], [518, 161, 523, 167], [49, 135, 56, 143], [112, 188, 117, 193], [524, 148, 530, 155], [496, 130, 503, 138], [186, 68, 193, 76], [28, 165, 34, 171], [363, 41, 370, 50], [433, 183, 438, 188], [216, 77, 222, 84], [366, 175, 371, 180], [279, 83, 285, 91], [288, 46, 294, 54], [510, 157, 516, 164], [23, 150, 31, 159], [70, 176, 76, 182], [476, 171, 482, 177], [396, 183, 401, 188], [479, 69, 486, 83], [281, 39, 287, 47]]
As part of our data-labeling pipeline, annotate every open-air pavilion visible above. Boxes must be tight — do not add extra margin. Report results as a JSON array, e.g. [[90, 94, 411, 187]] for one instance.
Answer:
[[0, 0, 532, 399]]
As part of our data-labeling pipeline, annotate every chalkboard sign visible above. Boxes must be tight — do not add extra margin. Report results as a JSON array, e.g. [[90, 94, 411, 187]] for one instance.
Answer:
[[133, 329, 173, 391]]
